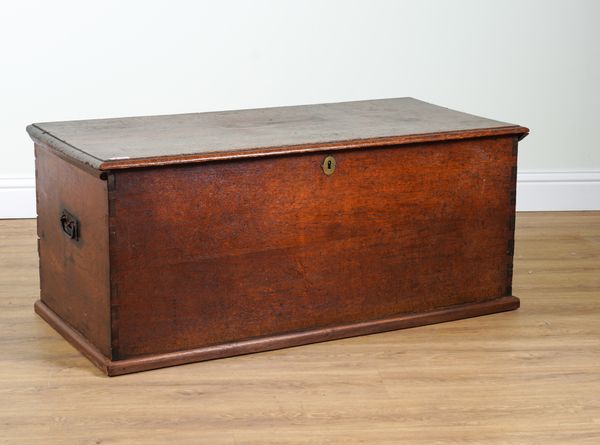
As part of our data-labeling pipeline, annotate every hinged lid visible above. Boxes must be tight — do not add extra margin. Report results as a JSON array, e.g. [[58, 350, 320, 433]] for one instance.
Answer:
[[27, 97, 528, 171]]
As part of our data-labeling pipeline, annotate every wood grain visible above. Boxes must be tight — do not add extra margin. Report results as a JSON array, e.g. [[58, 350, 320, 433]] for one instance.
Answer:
[[1, 212, 599, 444], [35, 144, 111, 357], [34, 296, 520, 376], [31, 111, 522, 374], [26, 97, 527, 170], [109, 136, 517, 360]]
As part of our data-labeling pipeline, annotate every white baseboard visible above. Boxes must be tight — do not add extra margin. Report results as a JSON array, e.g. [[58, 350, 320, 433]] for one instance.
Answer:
[[0, 177, 36, 219], [1, 171, 599, 218], [516, 171, 600, 211]]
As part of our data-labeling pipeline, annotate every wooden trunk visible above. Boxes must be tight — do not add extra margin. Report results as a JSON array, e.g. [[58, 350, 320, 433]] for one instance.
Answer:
[[27, 98, 528, 376]]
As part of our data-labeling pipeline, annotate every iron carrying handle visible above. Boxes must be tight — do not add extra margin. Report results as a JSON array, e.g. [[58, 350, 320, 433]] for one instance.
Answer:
[[59, 209, 79, 241]]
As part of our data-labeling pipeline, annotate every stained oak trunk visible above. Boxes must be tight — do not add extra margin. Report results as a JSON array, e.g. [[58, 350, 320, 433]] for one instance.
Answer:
[[28, 98, 528, 375]]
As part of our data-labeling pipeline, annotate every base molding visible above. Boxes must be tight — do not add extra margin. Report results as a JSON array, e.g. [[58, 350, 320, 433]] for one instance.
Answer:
[[516, 171, 600, 211], [35, 296, 519, 376], [0, 177, 36, 219]]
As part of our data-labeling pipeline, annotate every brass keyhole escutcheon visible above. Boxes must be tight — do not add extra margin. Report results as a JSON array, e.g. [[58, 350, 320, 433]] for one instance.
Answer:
[[322, 155, 336, 176]]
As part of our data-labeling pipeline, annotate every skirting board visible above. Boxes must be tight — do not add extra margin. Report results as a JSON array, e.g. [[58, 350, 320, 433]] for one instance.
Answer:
[[516, 171, 600, 211], [0, 177, 36, 219], [2, 171, 600, 217]]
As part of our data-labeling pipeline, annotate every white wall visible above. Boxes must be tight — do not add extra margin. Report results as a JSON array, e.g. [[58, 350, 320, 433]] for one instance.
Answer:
[[1, 0, 599, 217]]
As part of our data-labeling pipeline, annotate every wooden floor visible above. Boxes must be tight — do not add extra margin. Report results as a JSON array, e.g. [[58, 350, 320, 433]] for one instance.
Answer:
[[1, 213, 599, 444]]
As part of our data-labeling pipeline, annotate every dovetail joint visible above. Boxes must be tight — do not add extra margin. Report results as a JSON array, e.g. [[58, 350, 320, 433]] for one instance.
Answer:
[[506, 262, 514, 296], [508, 215, 515, 232], [507, 238, 515, 256]]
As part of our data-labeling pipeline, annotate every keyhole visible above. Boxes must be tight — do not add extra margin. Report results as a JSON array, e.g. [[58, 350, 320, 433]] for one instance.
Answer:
[[322, 155, 336, 176]]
